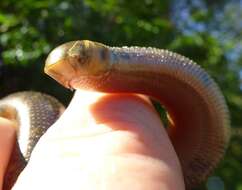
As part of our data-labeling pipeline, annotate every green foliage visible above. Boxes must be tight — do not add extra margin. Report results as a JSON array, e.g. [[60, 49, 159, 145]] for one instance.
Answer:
[[0, 0, 241, 189]]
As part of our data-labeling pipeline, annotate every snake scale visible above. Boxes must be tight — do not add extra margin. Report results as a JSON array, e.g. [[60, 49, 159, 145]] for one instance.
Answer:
[[0, 40, 230, 189]]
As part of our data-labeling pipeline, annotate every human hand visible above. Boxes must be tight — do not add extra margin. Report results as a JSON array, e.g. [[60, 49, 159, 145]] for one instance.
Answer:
[[1, 90, 185, 190]]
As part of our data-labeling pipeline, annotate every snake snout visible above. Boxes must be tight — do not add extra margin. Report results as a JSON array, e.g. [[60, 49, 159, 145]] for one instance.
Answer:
[[45, 41, 77, 67], [44, 41, 79, 89]]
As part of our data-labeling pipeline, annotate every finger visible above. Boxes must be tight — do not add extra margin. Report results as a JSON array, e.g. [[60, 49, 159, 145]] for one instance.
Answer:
[[13, 90, 184, 190], [0, 117, 16, 190]]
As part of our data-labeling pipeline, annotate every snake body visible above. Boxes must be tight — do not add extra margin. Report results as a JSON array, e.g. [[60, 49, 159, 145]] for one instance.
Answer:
[[1, 40, 230, 189], [0, 92, 64, 190]]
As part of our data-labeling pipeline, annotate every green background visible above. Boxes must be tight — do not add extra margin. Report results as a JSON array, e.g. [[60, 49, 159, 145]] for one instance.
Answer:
[[1, 0, 242, 189]]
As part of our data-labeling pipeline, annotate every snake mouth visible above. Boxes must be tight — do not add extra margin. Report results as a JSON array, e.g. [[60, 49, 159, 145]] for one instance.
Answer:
[[44, 62, 74, 89]]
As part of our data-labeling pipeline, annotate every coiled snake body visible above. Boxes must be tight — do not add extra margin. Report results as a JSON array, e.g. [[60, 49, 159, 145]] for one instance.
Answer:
[[1, 40, 230, 189]]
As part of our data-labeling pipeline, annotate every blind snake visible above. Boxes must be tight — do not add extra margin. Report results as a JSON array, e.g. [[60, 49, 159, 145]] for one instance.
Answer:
[[1, 40, 230, 189]]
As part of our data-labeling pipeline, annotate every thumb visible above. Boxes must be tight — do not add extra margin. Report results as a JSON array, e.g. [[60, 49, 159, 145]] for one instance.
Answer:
[[13, 90, 184, 190], [0, 117, 16, 190]]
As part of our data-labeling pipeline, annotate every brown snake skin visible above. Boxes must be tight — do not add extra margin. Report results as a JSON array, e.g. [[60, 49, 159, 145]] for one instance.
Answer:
[[1, 40, 230, 189]]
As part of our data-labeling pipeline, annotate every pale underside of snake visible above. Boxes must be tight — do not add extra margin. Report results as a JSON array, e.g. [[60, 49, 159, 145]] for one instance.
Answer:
[[0, 40, 230, 189]]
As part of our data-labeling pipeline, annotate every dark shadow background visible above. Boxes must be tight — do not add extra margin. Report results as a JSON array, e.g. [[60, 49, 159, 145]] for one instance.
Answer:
[[1, 0, 242, 189]]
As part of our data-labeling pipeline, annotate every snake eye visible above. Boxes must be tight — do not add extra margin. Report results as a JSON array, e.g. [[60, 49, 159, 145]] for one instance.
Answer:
[[67, 41, 91, 67], [68, 41, 84, 56]]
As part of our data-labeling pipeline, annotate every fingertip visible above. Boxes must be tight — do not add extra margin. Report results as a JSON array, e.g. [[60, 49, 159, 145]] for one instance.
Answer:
[[0, 117, 17, 189]]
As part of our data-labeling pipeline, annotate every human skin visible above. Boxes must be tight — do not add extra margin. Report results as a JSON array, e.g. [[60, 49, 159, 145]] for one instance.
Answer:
[[0, 90, 185, 190], [0, 118, 16, 190]]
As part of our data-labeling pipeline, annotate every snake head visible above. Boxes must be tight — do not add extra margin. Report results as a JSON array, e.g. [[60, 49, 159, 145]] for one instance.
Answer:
[[45, 40, 111, 89]]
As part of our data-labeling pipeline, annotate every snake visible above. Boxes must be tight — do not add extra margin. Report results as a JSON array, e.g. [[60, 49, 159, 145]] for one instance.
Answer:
[[1, 40, 230, 189]]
